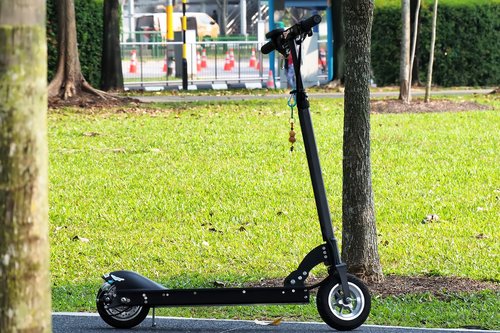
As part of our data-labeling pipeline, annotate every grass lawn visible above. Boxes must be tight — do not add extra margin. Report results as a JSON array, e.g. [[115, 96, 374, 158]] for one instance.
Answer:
[[48, 95, 499, 329]]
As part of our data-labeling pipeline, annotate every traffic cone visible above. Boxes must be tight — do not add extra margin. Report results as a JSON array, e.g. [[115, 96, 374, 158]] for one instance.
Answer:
[[162, 57, 168, 72], [196, 51, 202, 72], [249, 48, 257, 68], [223, 51, 232, 71], [318, 47, 326, 72], [129, 49, 137, 73], [229, 48, 235, 69], [266, 70, 275, 89], [201, 48, 207, 68]]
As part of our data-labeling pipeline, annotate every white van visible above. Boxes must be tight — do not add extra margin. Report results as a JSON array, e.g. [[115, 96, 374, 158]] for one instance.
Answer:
[[137, 12, 220, 40]]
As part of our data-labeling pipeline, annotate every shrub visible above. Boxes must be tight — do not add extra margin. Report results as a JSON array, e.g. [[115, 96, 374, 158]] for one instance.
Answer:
[[372, 1, 500, 87]]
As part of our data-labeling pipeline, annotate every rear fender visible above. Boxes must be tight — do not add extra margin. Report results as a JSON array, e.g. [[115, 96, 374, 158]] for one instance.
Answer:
[[102, 270, 167, 290]]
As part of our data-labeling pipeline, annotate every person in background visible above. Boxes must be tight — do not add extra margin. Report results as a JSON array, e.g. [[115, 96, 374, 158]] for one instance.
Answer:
[[285, 53, 295, 89]]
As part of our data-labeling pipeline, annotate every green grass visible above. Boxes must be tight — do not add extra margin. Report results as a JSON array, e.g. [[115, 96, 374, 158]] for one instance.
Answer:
[[48, 96, 499, 328]]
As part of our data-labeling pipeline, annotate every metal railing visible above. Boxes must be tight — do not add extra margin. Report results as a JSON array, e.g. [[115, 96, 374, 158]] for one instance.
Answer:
[[121, 32, 328, 89]]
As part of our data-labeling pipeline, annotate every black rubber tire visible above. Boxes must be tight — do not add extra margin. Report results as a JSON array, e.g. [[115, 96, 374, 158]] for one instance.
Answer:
[[316, 273, 371, 331], [96, 288, 150, 329]]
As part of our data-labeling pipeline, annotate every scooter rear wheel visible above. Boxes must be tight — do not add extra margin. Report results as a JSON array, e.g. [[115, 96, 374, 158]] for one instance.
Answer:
[[316, 273, 371, 331], [96, 286, 150, 328]]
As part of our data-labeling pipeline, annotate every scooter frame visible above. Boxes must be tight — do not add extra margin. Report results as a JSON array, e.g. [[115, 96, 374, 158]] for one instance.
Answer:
[[97, 15, 371, 331]]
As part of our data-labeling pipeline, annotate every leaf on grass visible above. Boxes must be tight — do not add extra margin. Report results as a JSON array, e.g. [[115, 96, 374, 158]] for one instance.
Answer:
[[238, 226, 246, 232], [254, 317, 283, 326], [213, 280, 226, 287], [83, 132, 100, 137], [55, 226, 68, 232], [421, 214, 440, 224], [150, 148, 162, 153], [208, 227, 223, 234], [72, 235, 90, 243], [112, 148, 126, 154], [475, 233, 489, 239]]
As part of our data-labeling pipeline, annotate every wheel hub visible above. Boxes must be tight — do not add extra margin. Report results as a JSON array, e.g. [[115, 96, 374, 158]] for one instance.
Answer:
[[328, 282, 365, 321]]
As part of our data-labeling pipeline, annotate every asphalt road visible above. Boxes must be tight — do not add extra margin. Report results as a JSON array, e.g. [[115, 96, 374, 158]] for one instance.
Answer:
[[52, 313, 497, 333]]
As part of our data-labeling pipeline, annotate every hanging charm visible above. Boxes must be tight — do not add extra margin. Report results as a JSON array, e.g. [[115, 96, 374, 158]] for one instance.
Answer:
[[287, 90, 297, 152]]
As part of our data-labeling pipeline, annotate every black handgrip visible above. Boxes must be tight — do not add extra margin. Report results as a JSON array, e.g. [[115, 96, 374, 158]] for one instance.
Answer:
[[261, 41, 275, 55], [298, 14, 322, 32]]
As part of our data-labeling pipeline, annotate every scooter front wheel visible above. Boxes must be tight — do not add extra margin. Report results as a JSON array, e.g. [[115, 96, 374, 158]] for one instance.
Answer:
[[316, 273, 371, 331], [96, 286, 150, 328]]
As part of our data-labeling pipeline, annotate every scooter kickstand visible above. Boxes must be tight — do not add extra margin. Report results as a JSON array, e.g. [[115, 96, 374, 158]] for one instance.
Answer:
[[151, 307, 157, 327]]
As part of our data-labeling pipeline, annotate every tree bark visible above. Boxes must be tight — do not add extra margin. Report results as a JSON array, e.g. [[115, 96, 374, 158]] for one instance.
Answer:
[[399, 0, 410, 103], [0, 0, 52, 331], [48, 0, 113, 100], [425, 0, 438, 102], [101, 0, 124, 91], [341, 0, 383, 283]]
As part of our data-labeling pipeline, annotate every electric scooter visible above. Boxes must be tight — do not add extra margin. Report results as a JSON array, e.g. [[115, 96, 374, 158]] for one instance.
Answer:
[[96, 15, 371, 331]]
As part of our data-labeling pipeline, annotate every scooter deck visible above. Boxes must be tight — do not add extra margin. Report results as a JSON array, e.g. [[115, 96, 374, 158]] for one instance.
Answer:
[[115, 286, 310, 307]]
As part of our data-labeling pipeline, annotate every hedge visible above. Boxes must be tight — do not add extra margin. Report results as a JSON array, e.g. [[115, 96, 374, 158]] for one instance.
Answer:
[[47, 0, 103, 87], [372, 1, 500, 87]]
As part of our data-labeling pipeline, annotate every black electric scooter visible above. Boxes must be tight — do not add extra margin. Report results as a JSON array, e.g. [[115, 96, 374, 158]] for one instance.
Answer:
[[96, 15, 371, 331]]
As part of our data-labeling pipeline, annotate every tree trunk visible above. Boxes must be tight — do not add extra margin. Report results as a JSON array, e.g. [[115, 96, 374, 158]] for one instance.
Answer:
[[217, 0, 228, 36], [0, 0, 52, 331], [48, 0, 112, 100], [399, 0, 410, 103], [101, 0, 124, 91], [410, 0, 421, 85], [332, 0, 345, 83], [342, 0, 383, 283], [425, 0, 438, 102], [408, 0, 421, 102]]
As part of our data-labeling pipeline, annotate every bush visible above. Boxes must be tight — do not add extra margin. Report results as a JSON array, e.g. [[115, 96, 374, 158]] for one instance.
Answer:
[[47, 0, 103, 87], [372, 1, 500, 87]]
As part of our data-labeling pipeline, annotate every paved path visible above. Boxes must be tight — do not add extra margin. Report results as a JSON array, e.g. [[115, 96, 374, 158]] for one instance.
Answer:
[[134, 89, 494, 103], [53, 313, 497, 333]]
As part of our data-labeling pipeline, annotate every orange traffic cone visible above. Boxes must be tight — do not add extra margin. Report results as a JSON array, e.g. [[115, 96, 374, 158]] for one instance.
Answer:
[[201, 48, 207, 68], [223, 51, 232, 71], [318, 47, 326, 72], [266, 70, 275, 89], [162, 57, 168, 72], [249, 48, 257, 68], [197, 51, 202, 72], [129, 49, 137, 73], [229, 48, 235, 69]]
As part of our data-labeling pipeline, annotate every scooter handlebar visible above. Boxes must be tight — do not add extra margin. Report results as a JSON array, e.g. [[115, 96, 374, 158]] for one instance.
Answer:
[[260, 15, 322, 55], [297, 14, 322, 34], [261, 41, 275, 55]]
